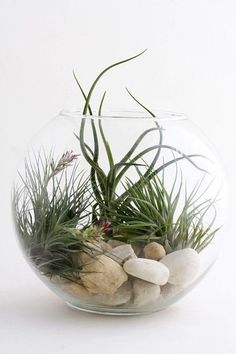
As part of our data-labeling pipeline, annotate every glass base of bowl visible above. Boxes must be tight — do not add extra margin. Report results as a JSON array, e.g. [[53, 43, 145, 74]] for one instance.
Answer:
[[66, 301, 166, 316]]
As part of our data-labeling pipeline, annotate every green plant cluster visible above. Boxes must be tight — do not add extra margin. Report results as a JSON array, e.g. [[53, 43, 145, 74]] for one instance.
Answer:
[[13, 51, 219, 280]]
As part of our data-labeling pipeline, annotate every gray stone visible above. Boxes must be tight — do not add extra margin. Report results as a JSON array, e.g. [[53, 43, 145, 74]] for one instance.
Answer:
[[160, 248, 200, 285], [123, 258, 169, 285], [80, 255, 128, 294], [132, 278, 161, 306], [107, 244, 137, 264], [131, 243, 143, 256]]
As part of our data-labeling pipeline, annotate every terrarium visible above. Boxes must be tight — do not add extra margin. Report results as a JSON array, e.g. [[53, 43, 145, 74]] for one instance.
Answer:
[[13, 51, 225, 315]]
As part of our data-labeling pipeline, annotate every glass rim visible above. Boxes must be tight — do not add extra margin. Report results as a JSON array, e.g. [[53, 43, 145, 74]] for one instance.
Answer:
[[59, 109, 188, 121]]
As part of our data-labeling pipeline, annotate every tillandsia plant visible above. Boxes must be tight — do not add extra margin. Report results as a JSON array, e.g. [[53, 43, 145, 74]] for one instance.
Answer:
[[13, 49, 219, 289]]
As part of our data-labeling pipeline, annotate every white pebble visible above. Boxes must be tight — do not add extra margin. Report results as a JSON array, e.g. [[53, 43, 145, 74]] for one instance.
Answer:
[[160, 248, 200, 285], [123, 258, 169, 285]]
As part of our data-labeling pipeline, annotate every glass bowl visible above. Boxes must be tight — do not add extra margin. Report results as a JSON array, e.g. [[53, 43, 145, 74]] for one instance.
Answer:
[[13, 110, 226, 315]]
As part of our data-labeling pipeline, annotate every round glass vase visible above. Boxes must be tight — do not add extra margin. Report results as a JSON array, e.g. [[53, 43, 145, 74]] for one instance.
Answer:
[[13, 110, 226, 315]]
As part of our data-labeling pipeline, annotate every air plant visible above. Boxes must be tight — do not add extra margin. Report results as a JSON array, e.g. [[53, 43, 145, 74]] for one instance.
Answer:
[[13, 50, 219, 282], [107, 167, 219, 253], [14, 151, 97, 280]]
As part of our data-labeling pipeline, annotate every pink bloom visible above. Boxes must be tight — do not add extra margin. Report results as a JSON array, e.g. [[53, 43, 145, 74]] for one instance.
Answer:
[[102, 217, 111, 233]]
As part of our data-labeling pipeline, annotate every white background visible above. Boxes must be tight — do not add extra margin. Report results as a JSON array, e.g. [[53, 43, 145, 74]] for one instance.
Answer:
[[0, 1, 236, 353]]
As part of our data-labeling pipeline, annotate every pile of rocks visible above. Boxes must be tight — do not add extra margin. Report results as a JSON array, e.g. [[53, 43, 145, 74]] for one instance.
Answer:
[[54, 241, 200, 307]]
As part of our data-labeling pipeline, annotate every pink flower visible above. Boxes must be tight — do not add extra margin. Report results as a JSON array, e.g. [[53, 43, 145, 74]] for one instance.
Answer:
[[51, 151, 79, 177], [102, 217, 111, 233]]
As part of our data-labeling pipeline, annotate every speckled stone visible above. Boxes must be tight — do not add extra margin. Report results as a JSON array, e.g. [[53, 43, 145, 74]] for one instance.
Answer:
[[80, 255, 128, 294], [143, 242, 166, 260], [107, 239, 126, 248]]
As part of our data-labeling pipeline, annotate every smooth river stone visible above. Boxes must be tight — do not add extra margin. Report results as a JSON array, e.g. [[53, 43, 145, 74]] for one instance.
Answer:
[[78, 251, 94, 265], [159, 283, 183, 302], [107, 244, 137, 264], [49, 275, 71, 285], [92, 281, 132, 306], [61, 282, 91, 298], [143, 242, 166, 260], [78, 241, 113, 265], [107, 239, 126, 248], [132, 278, 161, 306], [84, 240, 113, 254], [80, 255, 128, 294], [123, 258, 169, 285], [160, 248, 200, 285]]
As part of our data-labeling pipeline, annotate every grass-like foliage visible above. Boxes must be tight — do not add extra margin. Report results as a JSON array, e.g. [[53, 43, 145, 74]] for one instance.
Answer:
[[74, 51, 207, 221], [13, 151, 99, 280], [13, 50, 220, 280], [107, 168, 219, 253]]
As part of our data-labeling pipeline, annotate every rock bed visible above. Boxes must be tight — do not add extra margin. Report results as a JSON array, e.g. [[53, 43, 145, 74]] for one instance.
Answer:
[[51, 241, 200, 307]]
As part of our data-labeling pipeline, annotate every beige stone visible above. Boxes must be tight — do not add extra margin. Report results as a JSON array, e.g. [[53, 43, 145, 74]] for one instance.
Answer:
[[143, 242, 166, 260], [92, 281, 132, 306], [132, 278, 161, 306], [62, 282, 91, 298], [80, 255, 128, 294], [78, 251, 96, 265], [49, 275, 70, 285], [85, 240, 113, 254], [78, 240, 113, 265], [100, 241, 113, 253], [107, 239, 126, 248]]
